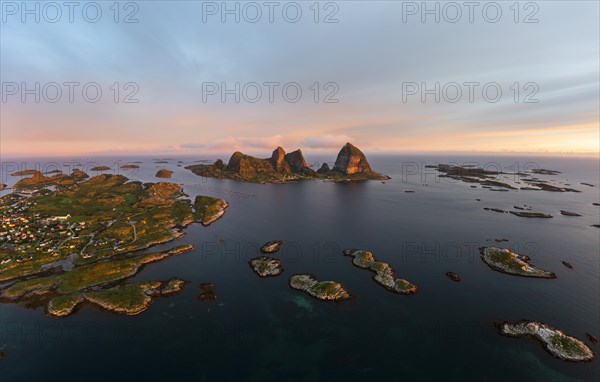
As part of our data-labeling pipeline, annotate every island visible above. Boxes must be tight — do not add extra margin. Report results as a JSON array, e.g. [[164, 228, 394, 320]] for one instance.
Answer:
[[497, 320, 595, 362], [194, 196, 229, 226], [260, 240, 283, 254], [120, 164, 140, 169], [480, 247, 556, 278], [289, 274, 353, 301], [446, 272, 461, 282], [560, 210, 581, 217], [90, 166, 111, 172], [185, 143, 390, 184], [427, 164, 580, 192], [531, 169, 561, 175], [509, 211, 553, 218], [155, 169, 174, 178], [561, 261, 574, 269], [343, 249, 417, 294], [0, 171, 227, 317], [199, 283, 216, 301], [249, 256, 283, 277]]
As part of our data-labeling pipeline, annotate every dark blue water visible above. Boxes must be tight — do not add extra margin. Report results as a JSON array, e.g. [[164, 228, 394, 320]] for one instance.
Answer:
[[1, 155, 598, 382]]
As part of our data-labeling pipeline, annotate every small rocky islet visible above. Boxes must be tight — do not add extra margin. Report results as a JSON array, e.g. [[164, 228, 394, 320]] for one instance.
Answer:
[[90, 166, 111, 172], [289, 274, 353, 302], [562, 261, 574, 269], [509, 211, 553, 218], [427, 164, 581, 192], [120, 164, 140, 169], [480, 247, 556, 278], [497, 320, 595, 362], [47, 278, 187, 317], [249, 256, 283, 277], [199, 283, 216, 301], [260, 240, 283, 254], [155, 169, 174, 178], [343, 249, 417, 294], [560, 210, 582, 217]]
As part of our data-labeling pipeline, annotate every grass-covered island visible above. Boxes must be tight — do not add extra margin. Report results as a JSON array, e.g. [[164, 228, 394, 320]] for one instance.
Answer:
[[480, 247, 556, 278], [249, 256, 283, 277], [0, 171, 227, 317], [289, 274, 353, 301], [498, 320, 595, 362], [185, 143, 389, 184], [343, 249, 417, 294]]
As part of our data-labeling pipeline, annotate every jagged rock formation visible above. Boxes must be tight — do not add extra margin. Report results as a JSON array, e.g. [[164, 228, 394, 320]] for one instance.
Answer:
[[333, 143, 374, 175], [317, 163, 331, 174], [185, 142, 389, 183], [269, 147, 291, 173], [284, 149, 309, 172]]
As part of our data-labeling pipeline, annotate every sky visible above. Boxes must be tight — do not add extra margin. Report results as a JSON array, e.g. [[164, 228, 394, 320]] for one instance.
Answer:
[[1, 1, 599, 157]]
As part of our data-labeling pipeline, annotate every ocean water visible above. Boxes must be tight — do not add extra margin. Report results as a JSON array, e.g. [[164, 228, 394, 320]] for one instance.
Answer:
[[0, 154, 598, 382]]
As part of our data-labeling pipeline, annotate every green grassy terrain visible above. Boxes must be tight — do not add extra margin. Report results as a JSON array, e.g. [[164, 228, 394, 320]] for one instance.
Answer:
[[0, 172, 209, 317]]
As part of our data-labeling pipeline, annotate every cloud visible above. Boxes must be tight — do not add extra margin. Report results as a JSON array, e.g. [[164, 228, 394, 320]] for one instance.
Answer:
[[300, 135, 354, 149], [180, 135, 284, 151], [179, 143, 207, 149]]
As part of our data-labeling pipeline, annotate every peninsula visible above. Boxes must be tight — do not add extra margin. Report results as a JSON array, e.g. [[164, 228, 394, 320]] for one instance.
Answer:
[[185, 143, 389, 183]]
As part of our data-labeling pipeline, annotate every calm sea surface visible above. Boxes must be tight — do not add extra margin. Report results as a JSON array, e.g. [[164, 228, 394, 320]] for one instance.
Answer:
[[0, 154, 598, 382]]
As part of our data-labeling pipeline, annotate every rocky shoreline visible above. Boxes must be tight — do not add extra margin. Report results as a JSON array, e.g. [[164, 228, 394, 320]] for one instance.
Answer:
[[497, 320, 595, 362], [47, 279, 187, 317]]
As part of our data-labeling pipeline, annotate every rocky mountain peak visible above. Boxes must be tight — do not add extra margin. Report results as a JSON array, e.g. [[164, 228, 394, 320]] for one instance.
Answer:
[[333, 142, 373, 175]]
